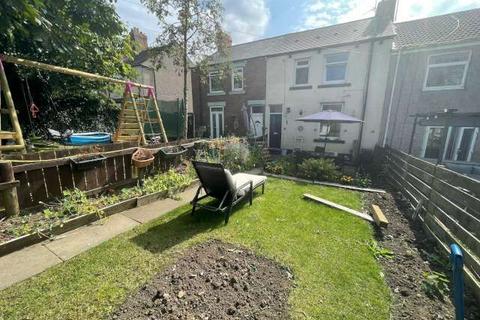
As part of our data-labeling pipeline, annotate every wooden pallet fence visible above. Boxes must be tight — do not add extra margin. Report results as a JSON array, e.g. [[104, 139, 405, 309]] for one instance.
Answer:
[[1, 139, 199, 211], [383, 147, 480, 298]]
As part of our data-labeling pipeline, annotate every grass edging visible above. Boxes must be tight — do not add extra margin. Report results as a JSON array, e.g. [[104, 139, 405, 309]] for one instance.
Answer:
[[0, 179, 199, 257]]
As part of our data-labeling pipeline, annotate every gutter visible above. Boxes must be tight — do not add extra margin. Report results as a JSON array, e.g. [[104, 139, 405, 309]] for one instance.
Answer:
[[382, 49, 402, 147], [356, 40, 375, 156]]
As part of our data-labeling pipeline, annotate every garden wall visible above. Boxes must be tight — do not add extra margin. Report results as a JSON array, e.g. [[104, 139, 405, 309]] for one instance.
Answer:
[[382, 147, 480, 299], [1, 139, 198, 211]]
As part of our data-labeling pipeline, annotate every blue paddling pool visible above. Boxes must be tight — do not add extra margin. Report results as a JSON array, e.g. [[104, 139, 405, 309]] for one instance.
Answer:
[[67, 132, 111, 145]]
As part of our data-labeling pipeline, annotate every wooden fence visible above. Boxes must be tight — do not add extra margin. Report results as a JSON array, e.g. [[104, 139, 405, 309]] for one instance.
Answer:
[[383, 147, 480, 298], [1, 140, 198, 211]]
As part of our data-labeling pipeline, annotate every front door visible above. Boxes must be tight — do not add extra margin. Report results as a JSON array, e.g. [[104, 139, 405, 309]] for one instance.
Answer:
[[210, 107, 224, 138], [269, 113, 282, 148]]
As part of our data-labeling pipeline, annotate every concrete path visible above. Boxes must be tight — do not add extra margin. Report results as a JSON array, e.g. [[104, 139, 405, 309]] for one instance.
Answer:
[[0, 186, 198, 291]]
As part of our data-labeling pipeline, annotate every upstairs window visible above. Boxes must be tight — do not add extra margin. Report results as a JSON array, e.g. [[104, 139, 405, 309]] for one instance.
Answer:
[[423, 51, 470, 90], [295, 59, 310, 85], [325, 52, 349, 83], [209, 71, 223, 93], [231, 67, 244, 91]]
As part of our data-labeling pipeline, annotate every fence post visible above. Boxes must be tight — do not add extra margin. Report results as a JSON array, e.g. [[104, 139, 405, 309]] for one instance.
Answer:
[[0, 161, 20, 216], [450, 243, 464, 320]]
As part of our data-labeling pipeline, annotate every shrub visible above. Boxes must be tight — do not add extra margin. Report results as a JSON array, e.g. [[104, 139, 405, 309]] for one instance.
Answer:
[[223, 142, 251, 172], [298, 158, 340, 182]]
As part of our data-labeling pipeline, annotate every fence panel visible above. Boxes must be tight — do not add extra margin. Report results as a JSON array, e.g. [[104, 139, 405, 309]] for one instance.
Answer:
[[383, 147, 480, 298]]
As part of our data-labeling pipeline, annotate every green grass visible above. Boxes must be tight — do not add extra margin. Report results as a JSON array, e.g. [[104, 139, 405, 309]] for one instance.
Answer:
[[0, 178, 391, 319]]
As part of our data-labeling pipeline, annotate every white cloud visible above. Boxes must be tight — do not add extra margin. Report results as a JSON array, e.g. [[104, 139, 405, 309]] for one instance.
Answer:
[[222, 0, 270, 44], [298, 0, 480, 31], [396, 0, 480, 21]]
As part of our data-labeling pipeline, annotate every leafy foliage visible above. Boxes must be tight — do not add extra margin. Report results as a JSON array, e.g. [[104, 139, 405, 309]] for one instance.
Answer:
[[368, 241, 394, 260], [194, 137, 263, 172], [422, 271, 450, 300], [141, 0, 229, 139], [0, 0, 134, 134], [298, 158, 341, 182], [5, 167, 195, 239]]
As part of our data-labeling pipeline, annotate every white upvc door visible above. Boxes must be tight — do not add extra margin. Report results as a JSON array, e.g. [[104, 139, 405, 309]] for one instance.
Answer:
[[453, 127, 479, 162], [210, 107, 224, 138]]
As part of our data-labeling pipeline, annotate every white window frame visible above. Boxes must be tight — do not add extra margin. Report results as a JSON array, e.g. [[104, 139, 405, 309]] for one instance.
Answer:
[[208, 71, 223, 94], [231, 67, 244, 91], [452, 127, 479, 162], [294, 58, 310, 86], [421, 126, 449, 159], [324, 52, 349, 84], [320, 102, 344, 137], [422, 51, 471, 91], [209, 105, 224, 138]]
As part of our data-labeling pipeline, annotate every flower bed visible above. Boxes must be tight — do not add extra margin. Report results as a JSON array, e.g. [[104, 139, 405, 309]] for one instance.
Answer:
[[0, 166, 196, 256], [264, 154, 374, 188]]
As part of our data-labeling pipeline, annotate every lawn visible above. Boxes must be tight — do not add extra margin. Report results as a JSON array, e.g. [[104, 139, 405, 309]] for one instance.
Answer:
[[0, 178, 391, 319]]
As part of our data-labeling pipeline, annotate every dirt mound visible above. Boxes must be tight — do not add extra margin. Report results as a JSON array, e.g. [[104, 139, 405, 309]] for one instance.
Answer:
[[111, 240, 292, 319]]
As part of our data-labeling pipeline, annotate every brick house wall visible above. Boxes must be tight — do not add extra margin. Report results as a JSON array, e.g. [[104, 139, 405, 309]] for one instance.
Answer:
[[381, 43, 480, 162], [192, 56, 267, 137]]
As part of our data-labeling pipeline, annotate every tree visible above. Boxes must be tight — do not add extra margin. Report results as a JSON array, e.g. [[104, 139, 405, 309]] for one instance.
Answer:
[[141, 0, 229, 140], [0, 0, 134, 134]]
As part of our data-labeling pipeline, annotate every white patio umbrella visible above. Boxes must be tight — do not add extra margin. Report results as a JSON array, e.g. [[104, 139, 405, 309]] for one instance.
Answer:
[[296, 110, 363, 153]]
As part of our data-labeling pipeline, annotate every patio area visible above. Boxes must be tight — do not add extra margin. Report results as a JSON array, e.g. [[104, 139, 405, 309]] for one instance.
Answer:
[[0, 178, 390, 319]]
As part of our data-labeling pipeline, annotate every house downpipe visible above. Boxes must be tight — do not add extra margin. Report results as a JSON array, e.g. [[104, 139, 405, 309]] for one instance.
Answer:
[[356, 40, 374, 157], [382, 49, 402, 147]]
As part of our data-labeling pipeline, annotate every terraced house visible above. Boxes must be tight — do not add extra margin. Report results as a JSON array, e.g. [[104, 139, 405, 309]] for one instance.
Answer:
[[381, 8, 480, 167], [193, 0, 397, 158]]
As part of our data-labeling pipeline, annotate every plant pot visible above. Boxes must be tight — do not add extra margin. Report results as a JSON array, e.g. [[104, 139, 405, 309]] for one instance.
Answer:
[[71, 154, 106, 170], [132, 148, 154, 168], [158, 145, 187, 159]]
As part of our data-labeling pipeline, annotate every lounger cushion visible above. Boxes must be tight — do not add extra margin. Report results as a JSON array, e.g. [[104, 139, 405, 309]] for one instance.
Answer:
[[232, 173, 267, 195]]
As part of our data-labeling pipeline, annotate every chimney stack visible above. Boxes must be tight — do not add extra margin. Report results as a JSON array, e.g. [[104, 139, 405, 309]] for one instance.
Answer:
[[130, 27, 148, 52], [375, 0, 397, 21]]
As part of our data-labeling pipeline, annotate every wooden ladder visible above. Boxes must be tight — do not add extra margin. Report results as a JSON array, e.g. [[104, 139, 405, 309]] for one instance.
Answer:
[[114, 83, 168, 145], [0, 58, 26, 152]]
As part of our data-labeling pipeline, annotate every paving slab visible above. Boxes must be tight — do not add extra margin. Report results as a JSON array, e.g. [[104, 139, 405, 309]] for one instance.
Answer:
[[44, 214, 139, 261], [0, 243, 62, 290], [122, 198, 182, 223], [177, 186, 199, 203]]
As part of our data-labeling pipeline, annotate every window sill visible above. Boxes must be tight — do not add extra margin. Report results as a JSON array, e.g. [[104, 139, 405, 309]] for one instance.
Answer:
[[422, 86, 465, 92], [289, 85, 312, 91], [207, 91, 226, 96], [229, 90, 245, 95], [314, 138, 345, 144], [318, 82, 351, 88]]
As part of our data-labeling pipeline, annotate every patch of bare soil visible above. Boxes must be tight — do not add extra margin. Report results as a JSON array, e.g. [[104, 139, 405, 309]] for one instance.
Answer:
[[111, 240, 292, 320], [364, 191, 479, 320]]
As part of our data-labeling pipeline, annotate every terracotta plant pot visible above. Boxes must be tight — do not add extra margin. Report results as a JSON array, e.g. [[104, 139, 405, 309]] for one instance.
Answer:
[[132, 148, 154, 168]]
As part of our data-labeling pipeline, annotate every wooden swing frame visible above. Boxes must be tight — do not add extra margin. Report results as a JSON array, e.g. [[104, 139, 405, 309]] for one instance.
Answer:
[[0, 54, 168, 152]]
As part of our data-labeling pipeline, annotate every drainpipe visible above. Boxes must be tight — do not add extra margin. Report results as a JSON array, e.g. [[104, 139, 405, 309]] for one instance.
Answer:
[[382, 49, 402, 147], [356, 40, 375, 157]]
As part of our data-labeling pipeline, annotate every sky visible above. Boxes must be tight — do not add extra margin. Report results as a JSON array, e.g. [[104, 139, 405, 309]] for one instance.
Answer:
[[115, 0, 480, 45]]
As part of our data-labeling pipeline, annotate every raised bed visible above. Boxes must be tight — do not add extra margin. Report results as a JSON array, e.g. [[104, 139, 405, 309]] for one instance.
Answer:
[[0, 179, 198, 257]]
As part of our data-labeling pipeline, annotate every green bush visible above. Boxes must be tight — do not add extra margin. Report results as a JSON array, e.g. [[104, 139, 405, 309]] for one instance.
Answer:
[[298, 158, 340, 182], [195, 137, 264, 173]]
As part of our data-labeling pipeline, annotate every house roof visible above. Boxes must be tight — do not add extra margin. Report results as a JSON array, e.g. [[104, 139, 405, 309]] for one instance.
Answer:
[[212, 17, 394, 63], [393, 8, 480, 50], [132, 49, 152, 66]]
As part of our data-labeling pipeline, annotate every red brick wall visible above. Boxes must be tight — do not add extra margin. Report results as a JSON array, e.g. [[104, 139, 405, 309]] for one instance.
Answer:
[[192, 57, 266, 137]]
